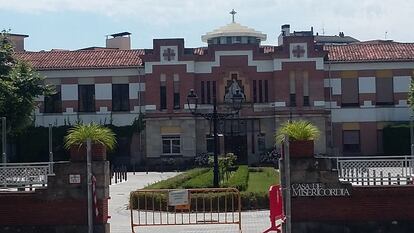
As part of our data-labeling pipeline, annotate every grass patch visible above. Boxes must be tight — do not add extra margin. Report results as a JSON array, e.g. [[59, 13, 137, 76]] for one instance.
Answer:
[[182, 169, 214, 188], [222, 165, 249, 191], [246, 167, 279, 193], [132, 166, 279, 210]]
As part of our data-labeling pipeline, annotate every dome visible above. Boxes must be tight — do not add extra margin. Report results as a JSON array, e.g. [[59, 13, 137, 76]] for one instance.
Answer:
[[201, 22, 267, 43]]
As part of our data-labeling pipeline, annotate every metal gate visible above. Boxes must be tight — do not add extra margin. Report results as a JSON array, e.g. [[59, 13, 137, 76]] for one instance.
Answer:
[[130, 188, 242, 232]]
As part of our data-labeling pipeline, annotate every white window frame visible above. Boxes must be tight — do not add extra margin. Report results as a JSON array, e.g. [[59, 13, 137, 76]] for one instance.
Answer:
[[162, 135, 181, 155]]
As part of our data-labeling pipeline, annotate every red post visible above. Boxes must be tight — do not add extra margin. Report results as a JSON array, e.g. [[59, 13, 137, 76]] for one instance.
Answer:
[[263, 185, 285, 233]]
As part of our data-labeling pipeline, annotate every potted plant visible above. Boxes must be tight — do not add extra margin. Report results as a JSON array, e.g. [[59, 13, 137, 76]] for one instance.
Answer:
[[275, 120, 320, 157], [64, 123, 116, 161]]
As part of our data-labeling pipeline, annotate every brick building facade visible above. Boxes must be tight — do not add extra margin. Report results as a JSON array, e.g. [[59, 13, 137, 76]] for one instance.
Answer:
[[13, 20, 414, 166]]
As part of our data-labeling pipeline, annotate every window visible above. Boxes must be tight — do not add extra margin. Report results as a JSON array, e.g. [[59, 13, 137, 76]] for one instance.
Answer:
[[162, 136, 181, 154], [253, 80, 269, 103], [377, 129, 384, 154], [376, 78, 394, 105], [44, 86, 62, 113], [235, 36, 241, 43], [253, 80, 257, 102], [289, 71, 296, 107], [259, 80, 263, 103], [78, 85, 95, 112], [112, 84, 129, 111], [173, 75, 180, 109], [258, 136, 266, 152], [303, 71, 310, 106], [343, 130, 360, 153], [206, 135, 220, 154], [201, 81, 205, 104], [226, 37, 232, 44], [206, 81, 211, 104], [341, 78, 359, 107], [201, 81, 216, 104], [160, 76, 167, 110]]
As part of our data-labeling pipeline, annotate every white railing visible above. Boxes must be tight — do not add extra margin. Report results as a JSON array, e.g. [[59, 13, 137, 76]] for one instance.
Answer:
[[0, 162, 53, 189], [335, 156, 414, 186]]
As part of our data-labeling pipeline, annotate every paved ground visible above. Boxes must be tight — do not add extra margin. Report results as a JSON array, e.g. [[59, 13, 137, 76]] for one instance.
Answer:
[[109, 172, 271, 233]]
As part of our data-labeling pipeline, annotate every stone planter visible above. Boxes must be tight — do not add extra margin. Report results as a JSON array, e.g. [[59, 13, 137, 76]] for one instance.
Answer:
[[289, 140, 314, 158], [70, 143, 107, 162]]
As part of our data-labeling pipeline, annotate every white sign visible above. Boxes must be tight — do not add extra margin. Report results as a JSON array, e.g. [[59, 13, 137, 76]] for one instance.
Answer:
[[69, 174, 81, 184], [168, 189, 189, 206]]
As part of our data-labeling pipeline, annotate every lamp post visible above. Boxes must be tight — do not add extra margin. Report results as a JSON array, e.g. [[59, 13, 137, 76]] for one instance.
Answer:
[[187, 88, 244, 187]]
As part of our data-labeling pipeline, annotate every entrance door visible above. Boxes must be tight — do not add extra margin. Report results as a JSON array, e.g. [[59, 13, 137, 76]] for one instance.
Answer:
[[224, 136, 248, 164]]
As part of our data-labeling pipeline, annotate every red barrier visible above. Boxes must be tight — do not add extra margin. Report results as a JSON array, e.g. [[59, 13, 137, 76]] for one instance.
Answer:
[[263, 185, 285, 233]]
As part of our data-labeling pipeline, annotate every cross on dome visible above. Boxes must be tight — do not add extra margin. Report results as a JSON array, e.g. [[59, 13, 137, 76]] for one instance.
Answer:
[[230, 9, 237, 23]]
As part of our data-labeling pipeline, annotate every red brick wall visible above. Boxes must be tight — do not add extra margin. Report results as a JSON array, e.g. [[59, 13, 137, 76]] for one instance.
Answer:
[[292, 186, 414, 222], [0, 192, 108, 225]]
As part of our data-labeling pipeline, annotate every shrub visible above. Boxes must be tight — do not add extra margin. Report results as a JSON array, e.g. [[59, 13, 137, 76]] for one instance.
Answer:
[[240, 191, 269, 210], [209, 153, 237, 181], [259, 148, 280, 165], [64, 123, 116, 150], [145, 168, 209, 189], [275, 120, 320, 145], [222, 165, 249, 191], [194, 152, 209, 167]]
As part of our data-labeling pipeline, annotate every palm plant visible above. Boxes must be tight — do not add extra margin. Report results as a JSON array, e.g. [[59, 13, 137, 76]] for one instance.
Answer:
[[64, 123, 116, 151], [275, 120, 320, 145]]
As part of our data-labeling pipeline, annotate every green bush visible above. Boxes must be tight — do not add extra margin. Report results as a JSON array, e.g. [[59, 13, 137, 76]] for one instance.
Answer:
[[145, 168, 209, 189], [240, 191, 269, 210], [182, 169, 214, 189], [222, 165, 249, 191]]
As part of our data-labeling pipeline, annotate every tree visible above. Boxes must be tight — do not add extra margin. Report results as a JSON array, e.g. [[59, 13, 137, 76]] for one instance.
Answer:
[[0, 31, 52, 134]]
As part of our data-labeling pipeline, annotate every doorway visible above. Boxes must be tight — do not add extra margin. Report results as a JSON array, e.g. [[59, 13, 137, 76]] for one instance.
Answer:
[[224, 135, 248, 164]]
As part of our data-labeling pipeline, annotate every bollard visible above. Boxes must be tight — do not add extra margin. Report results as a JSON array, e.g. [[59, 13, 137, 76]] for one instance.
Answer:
[[263, 185, 284, 233]]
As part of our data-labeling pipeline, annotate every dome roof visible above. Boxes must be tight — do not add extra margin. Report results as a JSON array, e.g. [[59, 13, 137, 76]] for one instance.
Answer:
[[201, 22, 267, 43]]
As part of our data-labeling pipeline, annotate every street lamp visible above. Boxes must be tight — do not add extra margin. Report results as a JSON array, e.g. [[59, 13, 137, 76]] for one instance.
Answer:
[[187, 87, 245, 187]]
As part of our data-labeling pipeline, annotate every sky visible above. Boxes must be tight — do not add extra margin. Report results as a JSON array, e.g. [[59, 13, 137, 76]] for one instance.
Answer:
[[1, 0, 413, 51]]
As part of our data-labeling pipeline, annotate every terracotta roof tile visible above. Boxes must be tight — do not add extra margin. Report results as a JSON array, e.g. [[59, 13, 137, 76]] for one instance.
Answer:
[[15, 49, 144, 70], [324, 42, 414, 62]]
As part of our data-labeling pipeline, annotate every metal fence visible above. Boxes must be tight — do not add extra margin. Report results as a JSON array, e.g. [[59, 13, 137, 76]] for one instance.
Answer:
[[110, 165, 128, 185], [130, 188, 242, 232], [0, 162, 52, 190], [336, 155, 414, 186]]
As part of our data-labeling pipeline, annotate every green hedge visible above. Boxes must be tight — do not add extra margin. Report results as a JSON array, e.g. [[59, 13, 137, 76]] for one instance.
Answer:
[[131, 166, 279, 210], [145, 168, 209, 189], [222, 165, 249, 191]]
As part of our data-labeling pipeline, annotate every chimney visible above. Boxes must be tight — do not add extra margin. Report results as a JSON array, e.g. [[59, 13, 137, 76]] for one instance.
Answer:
[[281, 24, 290, 36], [106, 32, 131, 50], [7, 33, 29, 52], [278, 24, 290, 46]]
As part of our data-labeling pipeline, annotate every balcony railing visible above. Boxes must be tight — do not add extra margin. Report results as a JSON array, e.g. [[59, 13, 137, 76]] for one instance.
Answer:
[[335, 155, 414, 186], [0, 162, 53, 190]]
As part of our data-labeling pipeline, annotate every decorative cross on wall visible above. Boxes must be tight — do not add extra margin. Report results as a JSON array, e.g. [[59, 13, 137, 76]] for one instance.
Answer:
[[163, 48, 176, 61], [292, 45, 305, 58]]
